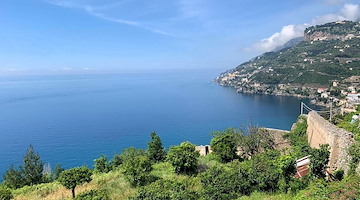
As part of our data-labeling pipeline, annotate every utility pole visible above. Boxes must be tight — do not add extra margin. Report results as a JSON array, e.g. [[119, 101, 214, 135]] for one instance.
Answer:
[[301, 102, 304, 115], [329, 102, 333, 121]]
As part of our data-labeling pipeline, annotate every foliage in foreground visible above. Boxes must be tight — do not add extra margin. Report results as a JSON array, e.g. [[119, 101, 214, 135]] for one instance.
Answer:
[[0, 186, 13, 200], [74, 189, 109, 200], [130, 179, 199, 200], [122, 155, 153, 187], [167, 142, 200, 174], [58, 166, 92, 198], [294, 175, 360, 200]]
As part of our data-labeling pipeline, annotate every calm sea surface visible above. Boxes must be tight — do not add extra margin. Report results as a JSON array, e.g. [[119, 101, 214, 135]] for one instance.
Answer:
[[0, 70, 312, 176]]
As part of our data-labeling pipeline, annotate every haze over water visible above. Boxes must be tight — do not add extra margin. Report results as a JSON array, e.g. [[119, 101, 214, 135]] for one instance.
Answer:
[[0, 70, 310, 176]]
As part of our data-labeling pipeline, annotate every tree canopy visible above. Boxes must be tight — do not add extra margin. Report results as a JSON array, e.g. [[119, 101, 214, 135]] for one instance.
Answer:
[[123, 155, 153, 187], [3, 145, 45, 189], [147, 131, 166, 162], [58, 166, 92, 198], [167, 142, 200, 174]]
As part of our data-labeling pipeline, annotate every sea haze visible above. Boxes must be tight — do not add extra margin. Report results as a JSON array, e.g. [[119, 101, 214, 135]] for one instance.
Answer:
[[0, 70, 310, 176]]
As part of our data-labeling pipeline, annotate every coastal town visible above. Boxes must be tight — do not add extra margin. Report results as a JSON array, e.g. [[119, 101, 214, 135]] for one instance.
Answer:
[[217, 73, 360, 111], [216, 21, 360, 113]]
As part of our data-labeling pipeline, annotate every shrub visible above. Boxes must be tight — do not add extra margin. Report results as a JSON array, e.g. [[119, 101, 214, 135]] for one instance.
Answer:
[[333, 169, 344, 181], [75, 189, 109, 200], [200, 164, 243, 199], [94, 155, 109, 173], [0, 186, 13, 200], [123, 155, 153, 187], [210, 128, 242, 163], [167, 142, 200, 175], [130, 179, 199, 200], [110, 147, 146, 169]]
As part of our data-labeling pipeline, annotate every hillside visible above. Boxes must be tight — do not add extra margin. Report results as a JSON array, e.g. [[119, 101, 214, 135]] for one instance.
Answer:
[[216, 21, 360, 98]]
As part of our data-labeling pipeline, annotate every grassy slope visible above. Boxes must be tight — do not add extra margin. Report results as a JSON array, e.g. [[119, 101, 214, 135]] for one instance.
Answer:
[[12, 169, 135, 200], [11, 162, 194, 200]]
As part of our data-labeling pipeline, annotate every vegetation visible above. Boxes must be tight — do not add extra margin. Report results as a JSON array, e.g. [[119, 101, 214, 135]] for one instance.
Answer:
[[94, 155, 110, 173], [1, 123, 359, 199], [147, 131, 166, 163], [130, 179, 199, 200], [74, 189, 109, 200], [218, 21, 360, 99], [0, 186, 13, 200], [210, 128, 240, 163], [122, 155, 153, 187], [333, 105, 360, 175], [52, 164, 64, 181], [3, 145, 46, 189], [167, 142, 200, 175], [58, 166, 92, 198], [238, 126, 275, 158]]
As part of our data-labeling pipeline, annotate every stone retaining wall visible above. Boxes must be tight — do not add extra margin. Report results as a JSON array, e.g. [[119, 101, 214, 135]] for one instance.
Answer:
[[306, 111, 354, 172]]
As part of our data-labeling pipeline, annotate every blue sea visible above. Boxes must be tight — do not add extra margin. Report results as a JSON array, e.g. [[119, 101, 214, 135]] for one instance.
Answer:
[[0, 70, 311, 177]]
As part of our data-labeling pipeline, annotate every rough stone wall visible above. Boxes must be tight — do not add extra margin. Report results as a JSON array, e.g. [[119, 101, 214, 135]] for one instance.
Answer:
[[195, 145, 212, 156], [306, 111, 354, 173]]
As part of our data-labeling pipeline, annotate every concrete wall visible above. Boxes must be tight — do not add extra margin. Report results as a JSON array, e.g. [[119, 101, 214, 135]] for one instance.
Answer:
[[306, 111, 354, 172]]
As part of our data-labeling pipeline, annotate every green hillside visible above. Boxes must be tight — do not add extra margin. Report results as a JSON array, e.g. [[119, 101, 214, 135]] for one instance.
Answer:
[[217, 21, 360, 88]]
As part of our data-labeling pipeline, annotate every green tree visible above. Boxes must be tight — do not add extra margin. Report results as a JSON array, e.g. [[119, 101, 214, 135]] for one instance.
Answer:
[[238, 126, 275, 158], [110, 147, 146, 169], [167, 142, 200, 174], [20, 145, 45, 186], [247, 151, 282, 192], [273, 154, 296, 192], [200, 164, 240, 199], [210, 128, 241, 163], [147, 131, 166, 162], [348, 141, 360, 175], [3, 145, 45, 189], [123, 155, 152, 187], [310, 144, 330, 178], [94, 155, 109, 173], [58, 166, 93, 198], [3, 165, 23, 189], [52, 163, 64, 180]]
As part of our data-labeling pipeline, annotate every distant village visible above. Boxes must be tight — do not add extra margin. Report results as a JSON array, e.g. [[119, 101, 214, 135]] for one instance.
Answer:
[[217, 73, 360, 113], [216, 21, 360, 114]]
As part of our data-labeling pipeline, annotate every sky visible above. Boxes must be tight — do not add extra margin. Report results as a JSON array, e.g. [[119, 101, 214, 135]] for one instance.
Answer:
[[0, 0, 360, 75]]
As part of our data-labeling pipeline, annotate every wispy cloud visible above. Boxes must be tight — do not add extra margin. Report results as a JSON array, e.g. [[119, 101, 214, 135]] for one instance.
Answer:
[[248, 3, 360, 52], [44, 0, 175, 37]]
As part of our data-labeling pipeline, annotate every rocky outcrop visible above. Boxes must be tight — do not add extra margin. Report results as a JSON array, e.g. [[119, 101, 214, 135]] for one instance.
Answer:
[[304, 31, 343, 41], [306, 111, 354, 173]]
